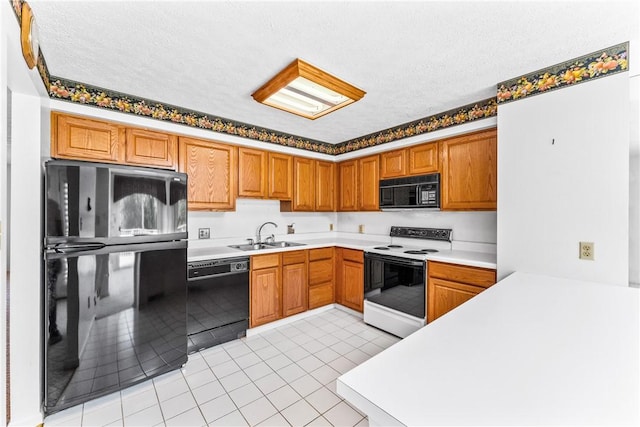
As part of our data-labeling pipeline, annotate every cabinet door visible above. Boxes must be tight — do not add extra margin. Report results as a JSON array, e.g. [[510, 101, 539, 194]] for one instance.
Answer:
[[440, 128, 497, 210], [282, 262, 308, 317], [238, 147, 268, 198], [52, 113, 124, 163], [251, 267, 281, 327], [125, 128, 177, 169], [178, 137, 237, 211], [427, 277, 484, 322], [358, 155, 379, 211], [338, 160, 358, 211], [268, 153, 293, 200], [380, 149, 406, 179], [309, 284, 334, 309], [408, 142, 438, 175], [340, 260, 364, 312], [315, 161, 336, 211], [293, 157, 315, 211]]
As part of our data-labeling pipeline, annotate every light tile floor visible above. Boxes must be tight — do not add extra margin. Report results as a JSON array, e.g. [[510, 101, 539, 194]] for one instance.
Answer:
[[44, 308, 401, 426]]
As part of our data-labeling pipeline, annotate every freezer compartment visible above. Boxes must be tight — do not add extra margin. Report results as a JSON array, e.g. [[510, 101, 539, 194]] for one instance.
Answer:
[[44, 241, 187, 414], [45, 159, 187, 245]]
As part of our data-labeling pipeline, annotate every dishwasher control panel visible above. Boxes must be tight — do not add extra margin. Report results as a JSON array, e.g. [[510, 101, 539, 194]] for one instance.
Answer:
[[188, 257, 249, 279]]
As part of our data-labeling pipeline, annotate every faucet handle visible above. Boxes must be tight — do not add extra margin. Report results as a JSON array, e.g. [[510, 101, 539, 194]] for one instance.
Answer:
[[246, 238, 255, 245], [265, 234, 275, 244]]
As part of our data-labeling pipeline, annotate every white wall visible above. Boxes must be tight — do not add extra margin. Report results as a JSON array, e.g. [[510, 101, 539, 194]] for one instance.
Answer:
[[629, 74, 639, 286], [1, 1, 50, 425], [188, 198, 338, 243], [337, 210, 496, 244], [497, 73, 630, 286]]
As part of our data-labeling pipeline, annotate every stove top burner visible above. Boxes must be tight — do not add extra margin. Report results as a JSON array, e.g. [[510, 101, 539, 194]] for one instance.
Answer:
[[403, 249, 440, 254], [373, 246, 390, 250], [388, 245, 403, 248]]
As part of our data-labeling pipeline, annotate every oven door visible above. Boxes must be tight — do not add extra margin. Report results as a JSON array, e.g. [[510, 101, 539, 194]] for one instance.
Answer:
[[364, 252, 425, 318]]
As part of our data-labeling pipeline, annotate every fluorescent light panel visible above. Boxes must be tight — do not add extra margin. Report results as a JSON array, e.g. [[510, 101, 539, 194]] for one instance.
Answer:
[[252, 59, 365, 120]]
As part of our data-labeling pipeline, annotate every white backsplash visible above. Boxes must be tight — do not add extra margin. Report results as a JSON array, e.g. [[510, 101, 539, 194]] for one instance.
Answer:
[[188, 198, 496, 246], [188, 198, 338, 242]]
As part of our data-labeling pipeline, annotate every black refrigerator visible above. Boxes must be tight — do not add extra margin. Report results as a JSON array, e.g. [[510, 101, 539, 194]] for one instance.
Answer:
[[43, 159, 188, 414]]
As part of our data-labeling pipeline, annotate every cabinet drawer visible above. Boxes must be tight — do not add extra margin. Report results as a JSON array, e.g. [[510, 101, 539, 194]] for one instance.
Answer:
[[282, 250, 307, 265], [252, 253, 280, 270], [309, 283, 334, 309], [309, 247, 333, 261], [309, 259, 333, 285], [340, 248, 363, 263], [428, 261, 496, 288]]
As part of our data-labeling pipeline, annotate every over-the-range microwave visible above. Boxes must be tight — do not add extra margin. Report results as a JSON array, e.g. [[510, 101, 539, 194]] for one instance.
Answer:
[[379, 173, 440, 210]]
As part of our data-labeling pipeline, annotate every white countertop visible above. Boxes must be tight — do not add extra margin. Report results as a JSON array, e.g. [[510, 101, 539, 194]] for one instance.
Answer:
[[426, 249, 497, 269], [187, 235, 390, 261], [337, 272, 640, 426], [187, 233, 496, 269]]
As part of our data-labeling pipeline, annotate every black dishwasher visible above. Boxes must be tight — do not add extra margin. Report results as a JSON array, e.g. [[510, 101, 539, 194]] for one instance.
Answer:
[[187, 257, 249, 353]]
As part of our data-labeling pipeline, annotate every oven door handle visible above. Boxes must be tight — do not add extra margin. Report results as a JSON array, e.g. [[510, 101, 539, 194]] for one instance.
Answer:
[[364, 252, 425, 267]]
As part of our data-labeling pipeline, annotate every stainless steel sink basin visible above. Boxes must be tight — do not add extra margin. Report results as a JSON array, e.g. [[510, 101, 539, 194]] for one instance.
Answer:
[[228, 241, 305, 251], [266, 241, 306, 248]]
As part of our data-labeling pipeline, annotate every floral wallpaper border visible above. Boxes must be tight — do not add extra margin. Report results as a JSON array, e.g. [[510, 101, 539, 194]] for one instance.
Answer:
[[335, 98, 497, 154], [49, 77, 335, 154], [497, 42, 628, 104]]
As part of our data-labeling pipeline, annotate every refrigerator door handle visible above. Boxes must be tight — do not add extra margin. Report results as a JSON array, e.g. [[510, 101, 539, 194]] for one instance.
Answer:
[[46, 240, 187, 259], [50, 242, 107, 254]]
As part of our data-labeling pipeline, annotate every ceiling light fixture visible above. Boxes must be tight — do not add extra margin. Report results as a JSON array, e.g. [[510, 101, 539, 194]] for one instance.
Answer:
[[252, 59, 365, 120]]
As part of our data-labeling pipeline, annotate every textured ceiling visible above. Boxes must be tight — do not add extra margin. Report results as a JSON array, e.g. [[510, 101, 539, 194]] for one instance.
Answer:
[[30, 1, 639, 144]]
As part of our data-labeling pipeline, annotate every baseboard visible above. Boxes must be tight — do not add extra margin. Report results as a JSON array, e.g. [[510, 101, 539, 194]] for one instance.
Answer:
[[246, 303, 364, 337]]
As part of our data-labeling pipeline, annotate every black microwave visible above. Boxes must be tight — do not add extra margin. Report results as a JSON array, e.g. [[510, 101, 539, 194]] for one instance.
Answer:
[[379, 173, 440, 209]]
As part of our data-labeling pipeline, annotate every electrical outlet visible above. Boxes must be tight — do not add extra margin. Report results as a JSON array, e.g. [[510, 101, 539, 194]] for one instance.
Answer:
[[358, 224, 365, 234], [198, 228, 210, 239], [579, 241, 594, 260], [329, 223, 334, 231]]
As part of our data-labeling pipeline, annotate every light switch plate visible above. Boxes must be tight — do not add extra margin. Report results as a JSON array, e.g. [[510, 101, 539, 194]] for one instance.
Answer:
[[198, 228, 210, 239], [358, 224, 365, 233]]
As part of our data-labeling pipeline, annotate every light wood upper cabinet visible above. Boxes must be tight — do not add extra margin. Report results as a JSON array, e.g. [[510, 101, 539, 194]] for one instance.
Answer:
[[238, 147, 268, 198], [52, 113, 125, 163], [408, 142, 438, 175], [178, 137, 237, 211], [282, 251, 308, 317], [338, 160, 358, 211], [358, 155, 379, 211], [292, 157, 315, 211], [125, 128, 177, 169], [427, 261, 496, 322], [440, 128, 497, 210], [315, 160, 336, 211], [380, 149, 406, 179], [268, 153, 293, 200]]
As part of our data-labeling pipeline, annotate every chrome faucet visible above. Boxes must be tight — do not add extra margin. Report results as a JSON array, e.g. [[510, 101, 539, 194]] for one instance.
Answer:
[[256, 221, 277, 243]]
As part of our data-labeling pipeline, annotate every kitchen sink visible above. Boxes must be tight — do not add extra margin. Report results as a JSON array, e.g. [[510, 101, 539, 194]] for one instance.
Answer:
[[228, 241, 305, 251]]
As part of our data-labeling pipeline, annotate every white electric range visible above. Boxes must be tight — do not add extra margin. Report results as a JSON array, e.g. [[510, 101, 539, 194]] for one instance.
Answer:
[[363, 226, 452, 338]]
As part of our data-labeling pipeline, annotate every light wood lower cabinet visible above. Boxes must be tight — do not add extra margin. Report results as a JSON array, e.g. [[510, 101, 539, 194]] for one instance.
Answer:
[[308, 248, 335, 309], [336, 248, 364, 312], [427, 261, 496, 322], [282, 251, 308, 317], [250, 254, 281, 327]]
